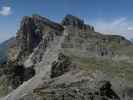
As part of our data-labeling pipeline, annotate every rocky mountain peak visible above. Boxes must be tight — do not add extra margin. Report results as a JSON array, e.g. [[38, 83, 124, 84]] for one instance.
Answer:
[[32, 15, 63, 30], [16, 16, 41, 63], [62, 14, 95, 31], [62, 14, 84, 27], [15, 15, 64, 63]]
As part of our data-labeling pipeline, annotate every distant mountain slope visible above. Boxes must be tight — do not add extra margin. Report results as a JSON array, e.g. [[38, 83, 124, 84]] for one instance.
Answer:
[[130, 38, 133, 43], [0, 37, 16, 64]]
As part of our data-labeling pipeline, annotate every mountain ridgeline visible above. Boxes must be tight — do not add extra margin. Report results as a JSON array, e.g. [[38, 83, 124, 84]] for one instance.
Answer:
[[0, 15, 133, 100], [0, 37, 16, 64]]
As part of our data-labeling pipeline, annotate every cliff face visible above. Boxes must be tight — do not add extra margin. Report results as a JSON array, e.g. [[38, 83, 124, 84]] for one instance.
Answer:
[[1, 14, 133, 100], [11, 15, 63, 63]]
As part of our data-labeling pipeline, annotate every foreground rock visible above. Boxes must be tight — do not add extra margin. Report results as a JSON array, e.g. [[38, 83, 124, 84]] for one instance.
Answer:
[[50, 53, 72, 78], [15, 71, 121, 100]]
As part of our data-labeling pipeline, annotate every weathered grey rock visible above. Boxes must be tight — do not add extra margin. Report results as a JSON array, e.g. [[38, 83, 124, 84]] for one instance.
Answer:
[[62, 14, 95, 31], [96, 80, 120, 100], [16, 16, 42, 63], [24, 67, 35, 81], [62, 15, 84, 28], [16, 15, 64, 64], [50, 53, 72, 78], [19, 73, 120, 100], [32, 15, 64, 31], [27, 31, 63, 66]]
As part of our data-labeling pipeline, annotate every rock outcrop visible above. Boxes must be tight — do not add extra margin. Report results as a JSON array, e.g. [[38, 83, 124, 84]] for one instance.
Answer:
[[15, 15, 63, 63], [50, 53, 72, 78], [62, 14, 94, 31], [96, 80, 120, 100], [18, 71, 121, 100], [16, 16, 41, 62]]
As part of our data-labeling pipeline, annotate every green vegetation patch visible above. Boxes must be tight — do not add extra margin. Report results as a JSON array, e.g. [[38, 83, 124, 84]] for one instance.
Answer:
[[67, 53, 133, 83], [0, 76, 10, 97]]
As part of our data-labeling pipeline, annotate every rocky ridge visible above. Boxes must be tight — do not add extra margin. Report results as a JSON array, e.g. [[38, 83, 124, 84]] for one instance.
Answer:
[[1, 14, 133, 100]]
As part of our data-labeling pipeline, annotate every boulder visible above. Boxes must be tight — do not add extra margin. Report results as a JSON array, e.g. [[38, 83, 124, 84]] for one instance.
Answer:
[[96, 80, 120, 100], [51, 53, 72, 78]]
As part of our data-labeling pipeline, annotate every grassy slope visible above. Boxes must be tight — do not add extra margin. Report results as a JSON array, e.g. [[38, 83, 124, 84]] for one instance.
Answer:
[[62, 48, 133, 84], [0, 76, 9, 96], [72, 55, 133, 83], [63, 30, 133, 83]]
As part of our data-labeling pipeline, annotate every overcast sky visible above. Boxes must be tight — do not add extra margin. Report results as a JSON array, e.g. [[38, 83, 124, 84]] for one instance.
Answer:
[[0, 0, 133, 43]]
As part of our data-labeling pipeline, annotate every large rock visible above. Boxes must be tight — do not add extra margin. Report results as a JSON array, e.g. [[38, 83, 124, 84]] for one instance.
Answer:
[[96, 80, 120, 100], [50, 53, 72, 78]]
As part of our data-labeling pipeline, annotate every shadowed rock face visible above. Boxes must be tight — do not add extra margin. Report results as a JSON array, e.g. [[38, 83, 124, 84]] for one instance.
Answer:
[[1, 62, 35, 89], [62, 14, 94, 31], [51, 53, 72, 78], [97, 80, 120, 100], [16, 16, 42, 63]]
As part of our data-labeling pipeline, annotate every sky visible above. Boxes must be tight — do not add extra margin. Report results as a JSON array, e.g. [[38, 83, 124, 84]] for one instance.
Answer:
[[0, 0, 133, 43]]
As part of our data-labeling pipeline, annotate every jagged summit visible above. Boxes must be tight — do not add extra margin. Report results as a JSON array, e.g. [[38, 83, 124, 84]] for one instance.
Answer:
[[21, 15, 63, 30], [14, 15, 64, 63], [62, 14, 95, 31], [9, 14, 97, 63], [62, 14, 84, 26]]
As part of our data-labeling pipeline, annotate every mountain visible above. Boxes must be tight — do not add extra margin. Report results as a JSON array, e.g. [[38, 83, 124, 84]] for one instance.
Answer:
[[130, 38, 133, 43], [0, 15, 133, 100], [0, 37, 16, 64]]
